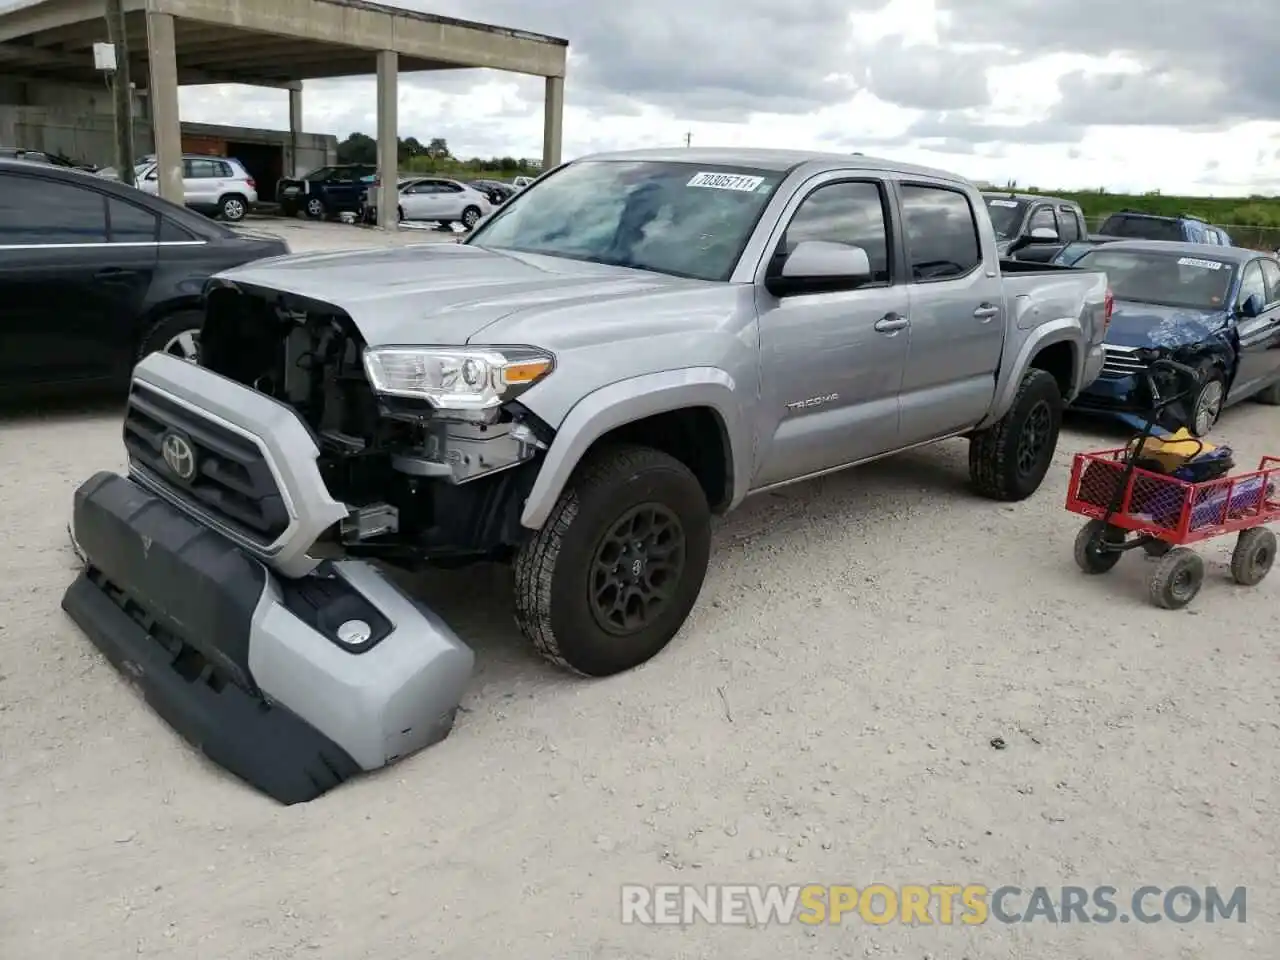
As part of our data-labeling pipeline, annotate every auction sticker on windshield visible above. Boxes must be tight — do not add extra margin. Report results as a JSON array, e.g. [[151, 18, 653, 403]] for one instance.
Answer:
[[1177, 257, 1223, 270], [687, 171, 766, 192]]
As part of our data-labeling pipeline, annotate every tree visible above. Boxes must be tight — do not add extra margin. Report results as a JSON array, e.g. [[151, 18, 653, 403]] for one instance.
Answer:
[[336, 132, 377, 164], [426, 138, 450, 159]]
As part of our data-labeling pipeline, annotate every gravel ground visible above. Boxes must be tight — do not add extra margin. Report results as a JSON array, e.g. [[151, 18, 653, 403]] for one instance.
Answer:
[[2, 222, 1276, 958]]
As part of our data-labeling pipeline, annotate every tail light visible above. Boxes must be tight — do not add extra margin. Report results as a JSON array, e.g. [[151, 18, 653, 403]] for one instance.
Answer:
[[245, 178, 256, 189], [1103, 287, 1114, 333]]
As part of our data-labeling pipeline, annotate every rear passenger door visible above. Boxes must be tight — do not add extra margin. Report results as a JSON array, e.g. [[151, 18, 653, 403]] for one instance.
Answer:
[[895, 182, 1006, 445], [0, 172, 157, 384], [752, 175, 910, 487], [1235, 258, 1280, 395]]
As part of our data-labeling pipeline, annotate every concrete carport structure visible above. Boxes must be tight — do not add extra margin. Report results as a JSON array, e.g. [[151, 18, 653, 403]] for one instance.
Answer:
[[0, 0, 568, 228]]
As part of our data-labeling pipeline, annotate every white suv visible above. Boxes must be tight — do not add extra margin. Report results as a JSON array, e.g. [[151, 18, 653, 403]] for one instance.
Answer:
[[135, 154, 258, 222]]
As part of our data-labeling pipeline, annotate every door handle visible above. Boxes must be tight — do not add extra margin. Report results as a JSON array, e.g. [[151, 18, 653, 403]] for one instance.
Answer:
[[974, 303, 1000, 321], [874, 313, 910, 334], [95, 267, 138, 280]]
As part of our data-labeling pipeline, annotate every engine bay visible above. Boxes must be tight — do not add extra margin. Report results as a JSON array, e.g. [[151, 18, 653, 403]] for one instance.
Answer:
[[200, 283, 548, 565]]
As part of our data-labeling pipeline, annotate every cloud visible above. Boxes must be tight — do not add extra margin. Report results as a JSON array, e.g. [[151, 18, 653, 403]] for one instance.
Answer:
[[159, 0, 1280, 194]]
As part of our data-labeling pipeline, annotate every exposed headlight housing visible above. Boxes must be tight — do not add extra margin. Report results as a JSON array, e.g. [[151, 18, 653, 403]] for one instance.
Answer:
[[362, 346, 554, 410]]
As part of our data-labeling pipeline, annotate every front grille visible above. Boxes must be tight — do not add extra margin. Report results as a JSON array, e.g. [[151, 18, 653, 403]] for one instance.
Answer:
[[1100, 346, 1146, 380], [123, 383, 290, 545]]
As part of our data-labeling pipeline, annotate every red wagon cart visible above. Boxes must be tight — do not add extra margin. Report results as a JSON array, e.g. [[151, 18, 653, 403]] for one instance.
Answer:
[[1064, 355, 1279, 609]]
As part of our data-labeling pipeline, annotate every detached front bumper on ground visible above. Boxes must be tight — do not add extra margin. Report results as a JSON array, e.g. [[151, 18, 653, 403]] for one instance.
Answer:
[[59, 355, 476, 804]]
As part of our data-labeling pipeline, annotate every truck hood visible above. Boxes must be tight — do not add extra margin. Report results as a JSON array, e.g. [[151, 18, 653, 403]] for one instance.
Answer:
[[213, 242, 714, 346], [1104, 301, 1230, 349]]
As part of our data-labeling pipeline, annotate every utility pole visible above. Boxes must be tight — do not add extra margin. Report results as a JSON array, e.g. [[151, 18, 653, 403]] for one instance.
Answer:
[[105, 0, 134, 186], [684, 131, 692, 148]]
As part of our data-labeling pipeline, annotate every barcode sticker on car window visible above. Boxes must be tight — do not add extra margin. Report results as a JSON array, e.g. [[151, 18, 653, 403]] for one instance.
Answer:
[[687, 171, 766, 192], [988, 199, 1019, 207], [1177, 257, 1223, 269]]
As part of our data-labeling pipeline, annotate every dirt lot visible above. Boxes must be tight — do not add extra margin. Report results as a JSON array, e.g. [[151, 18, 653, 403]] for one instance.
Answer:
[[2, 220, 1276, 958]]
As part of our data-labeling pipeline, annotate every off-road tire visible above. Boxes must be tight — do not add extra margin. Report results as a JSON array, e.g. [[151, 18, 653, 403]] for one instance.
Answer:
[[1254, 381, 1280, 406], [1148, 547, 1204, 610], [1073, 519, 1125, 574], [969, 368, 1063, 502], [217, 193, 248, 222], [137, 310, 203, 363], [1230, 527, 1276, 586], [1141, 538, 1173, 558], [513, 443, 712, 677]]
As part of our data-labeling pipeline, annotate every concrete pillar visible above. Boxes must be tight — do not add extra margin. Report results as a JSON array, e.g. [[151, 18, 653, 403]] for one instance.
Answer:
[[375, 50, 398, 231], [542, 75, 564, 171], [145, 11, 183, 205], [288, 83, 303, 177]]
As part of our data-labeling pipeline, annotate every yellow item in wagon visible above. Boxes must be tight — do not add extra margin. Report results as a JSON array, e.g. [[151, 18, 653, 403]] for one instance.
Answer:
[[1126, 428, 1217, 473]]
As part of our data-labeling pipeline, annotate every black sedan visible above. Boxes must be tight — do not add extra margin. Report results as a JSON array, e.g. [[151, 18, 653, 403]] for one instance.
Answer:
[[469, 178, 515, 205], [0, 158, 290, 395]]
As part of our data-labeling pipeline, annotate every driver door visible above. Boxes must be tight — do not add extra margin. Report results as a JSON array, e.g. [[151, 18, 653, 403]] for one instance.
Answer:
[[1232, 258, 1280, 398], [751, 175, 910, 489]]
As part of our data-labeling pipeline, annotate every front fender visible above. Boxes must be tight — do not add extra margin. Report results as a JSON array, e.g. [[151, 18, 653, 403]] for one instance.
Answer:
[[519, 367, 751, 530], [978, 319, 1081, 429]]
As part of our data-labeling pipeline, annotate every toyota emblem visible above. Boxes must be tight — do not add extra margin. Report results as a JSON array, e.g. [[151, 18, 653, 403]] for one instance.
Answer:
[[161, 432, 197, 481]]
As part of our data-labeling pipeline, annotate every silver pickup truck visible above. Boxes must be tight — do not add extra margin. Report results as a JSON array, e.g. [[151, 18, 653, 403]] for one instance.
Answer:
[[62, 148, 1110, 803]]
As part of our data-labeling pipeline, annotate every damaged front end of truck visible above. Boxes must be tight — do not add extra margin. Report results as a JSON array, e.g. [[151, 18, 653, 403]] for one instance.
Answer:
[[61, 278, 557, 804]]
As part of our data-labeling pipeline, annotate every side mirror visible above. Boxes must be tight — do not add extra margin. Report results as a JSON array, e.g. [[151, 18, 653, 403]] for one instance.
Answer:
[[1028, 226, 1060, 242], [766, 240, 872, 296], [1240, 293, 1264, 318]]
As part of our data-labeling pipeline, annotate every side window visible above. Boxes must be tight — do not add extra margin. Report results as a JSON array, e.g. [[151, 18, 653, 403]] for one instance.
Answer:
[[215, 161, 234, 178], [1027, 205, 1058, 234], [1058, 206, 1081, 241], [107, 196, 158, 242], [159, 217, 195, 242], [438, 182, 463, 193], [1258, 259, 1280, 305], [780, 180, 890, 284], [186, 160, 220, 179], [0, 174, 107, 244], [899, 184, 982, 281], [1238, 261, 1266, 308]]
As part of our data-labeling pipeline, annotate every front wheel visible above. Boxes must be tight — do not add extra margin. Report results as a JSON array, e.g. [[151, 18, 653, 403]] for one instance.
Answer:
[[513, 444, 712, 676], [969, 368, 1063, 501], [1148, 548, 1204, 609], [1189, 365, 1227, 436], [138, 310, 203, 363], [305, 197, 326, 219]]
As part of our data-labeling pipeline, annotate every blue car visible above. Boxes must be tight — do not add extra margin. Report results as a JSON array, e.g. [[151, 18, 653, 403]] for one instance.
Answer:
[[1097, 210, 1232, 246], [1070, 241, 1280, 433]]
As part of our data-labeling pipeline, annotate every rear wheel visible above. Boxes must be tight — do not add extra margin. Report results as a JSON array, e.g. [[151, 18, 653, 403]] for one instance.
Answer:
[[305, 196, 326, 219], [513, 444, 712, 677], [461, 205, 482, 230], [280, 201, 299, 218], [1074, 520, 1125, 574], [1230, 527, 1276, 586], [1254, 381, 1280, 406], [969, 368, 1063, 501], [218, 193, 248, 222]]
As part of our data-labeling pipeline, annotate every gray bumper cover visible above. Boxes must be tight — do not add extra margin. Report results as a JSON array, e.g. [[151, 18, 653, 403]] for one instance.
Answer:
[[60, 354, 477, 803]]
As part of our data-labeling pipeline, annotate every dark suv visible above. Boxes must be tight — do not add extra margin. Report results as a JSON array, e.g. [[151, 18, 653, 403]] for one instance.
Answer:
[[1097, 210, 1233, 246], [982, 191, 1090, 260], [276, 163, 377, 219]]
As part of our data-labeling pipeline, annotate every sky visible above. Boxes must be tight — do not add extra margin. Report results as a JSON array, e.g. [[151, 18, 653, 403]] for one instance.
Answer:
[[21, 0, 1280, 195]]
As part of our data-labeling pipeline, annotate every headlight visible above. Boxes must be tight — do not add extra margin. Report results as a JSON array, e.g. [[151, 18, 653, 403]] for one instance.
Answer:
[[362, 346, 554, 410]]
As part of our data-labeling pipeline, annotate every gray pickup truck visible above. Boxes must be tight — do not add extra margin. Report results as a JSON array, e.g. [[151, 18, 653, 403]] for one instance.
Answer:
[[62, 148, 1110, 803]]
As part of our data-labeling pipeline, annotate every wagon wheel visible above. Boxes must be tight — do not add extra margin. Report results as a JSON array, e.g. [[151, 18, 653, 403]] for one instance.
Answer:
[[1230, 527, 1276, 586], [1074, 519, 1125, 574], [1148, 548, 1204, 610]]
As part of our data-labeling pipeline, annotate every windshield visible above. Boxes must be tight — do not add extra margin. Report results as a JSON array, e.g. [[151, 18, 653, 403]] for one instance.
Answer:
[[984, 197, 1027, 240], [1075, 249, 1235, 310], [466, 160, 784, 281], [1053, 241, 1101, 266]]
